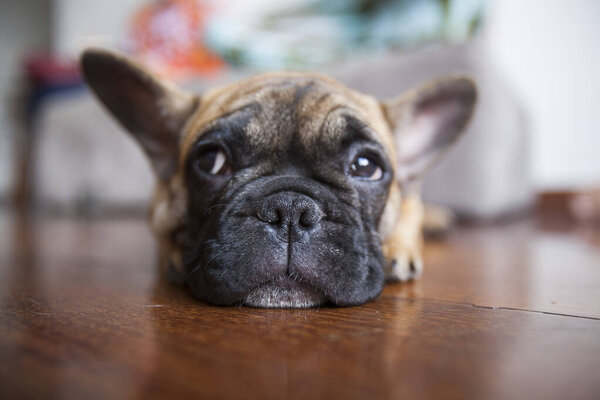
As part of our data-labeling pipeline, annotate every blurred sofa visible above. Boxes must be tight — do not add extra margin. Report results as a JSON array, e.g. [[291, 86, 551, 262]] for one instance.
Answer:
[[34, 41, 532, 218]]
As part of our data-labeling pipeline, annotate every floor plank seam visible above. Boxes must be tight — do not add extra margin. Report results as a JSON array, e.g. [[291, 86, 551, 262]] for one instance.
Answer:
[[467, 304, 600, 321], [390, 295, 600, 321]]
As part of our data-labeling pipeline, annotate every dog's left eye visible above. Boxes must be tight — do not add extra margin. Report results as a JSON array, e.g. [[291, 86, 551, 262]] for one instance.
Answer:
[[195, 149, 232, 175], [350, 156, 383, 181]]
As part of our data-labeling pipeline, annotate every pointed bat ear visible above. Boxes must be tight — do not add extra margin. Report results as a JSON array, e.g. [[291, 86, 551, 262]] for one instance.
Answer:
[[382, 76, 477, 185], [80, 48, 199, 181]]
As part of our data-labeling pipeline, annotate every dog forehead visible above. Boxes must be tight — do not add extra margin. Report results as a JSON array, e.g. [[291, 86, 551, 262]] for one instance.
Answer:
[[180, 72, 395, 161]]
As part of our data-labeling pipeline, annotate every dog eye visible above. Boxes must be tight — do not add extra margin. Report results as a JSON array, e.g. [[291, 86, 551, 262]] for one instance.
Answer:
[[195, 149, 232, 175], [350, 156, 383, 181]]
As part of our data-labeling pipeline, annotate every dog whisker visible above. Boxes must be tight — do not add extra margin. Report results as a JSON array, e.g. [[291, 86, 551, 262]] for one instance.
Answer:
[[203, 203, 228, 215], [185, 263, 203, 281], [184, 249, 227, 282]]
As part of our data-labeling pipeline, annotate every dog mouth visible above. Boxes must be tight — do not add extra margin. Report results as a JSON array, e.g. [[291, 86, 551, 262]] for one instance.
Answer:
[[243, 275, 325, 308]]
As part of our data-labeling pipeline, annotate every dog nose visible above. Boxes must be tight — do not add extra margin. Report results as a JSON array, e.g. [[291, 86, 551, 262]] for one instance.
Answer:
[[257, 192, 323, 239]]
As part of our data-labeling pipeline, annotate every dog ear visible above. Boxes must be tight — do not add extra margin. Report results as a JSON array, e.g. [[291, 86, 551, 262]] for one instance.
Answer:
[[80, 48, 199, 181], [382, 76, 476, 185]]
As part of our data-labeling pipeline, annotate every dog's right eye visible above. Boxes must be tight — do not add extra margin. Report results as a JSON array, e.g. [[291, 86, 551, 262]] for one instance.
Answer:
[[195, 149, 232, 175], [349, 155, 383, 181]]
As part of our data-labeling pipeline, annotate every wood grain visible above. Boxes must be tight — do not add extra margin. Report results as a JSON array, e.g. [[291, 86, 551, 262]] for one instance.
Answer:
[[1, 209, 599, 400]]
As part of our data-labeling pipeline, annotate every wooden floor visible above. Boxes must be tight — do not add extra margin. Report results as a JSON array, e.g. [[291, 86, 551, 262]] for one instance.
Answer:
[[1, 207, 599, 400]]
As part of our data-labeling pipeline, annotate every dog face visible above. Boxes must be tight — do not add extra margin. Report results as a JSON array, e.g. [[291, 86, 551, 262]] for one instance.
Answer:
[[81, 49, 476, 308], [180, 75, 396, 307]]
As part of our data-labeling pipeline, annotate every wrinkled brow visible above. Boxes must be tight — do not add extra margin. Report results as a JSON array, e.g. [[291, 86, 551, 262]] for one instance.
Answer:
[[196, 102, 262, 138], [314, 112, 378, 148], [341, 114, 378, 144]]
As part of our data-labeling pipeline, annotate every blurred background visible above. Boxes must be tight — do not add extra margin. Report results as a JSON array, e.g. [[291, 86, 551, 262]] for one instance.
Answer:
[[1, 0, 599, 223]]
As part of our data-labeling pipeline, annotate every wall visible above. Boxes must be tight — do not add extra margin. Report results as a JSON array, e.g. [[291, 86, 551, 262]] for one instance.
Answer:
[[485, 0, 600, 190], [0, 0, 51, 199], [52, 0, 147, 55]]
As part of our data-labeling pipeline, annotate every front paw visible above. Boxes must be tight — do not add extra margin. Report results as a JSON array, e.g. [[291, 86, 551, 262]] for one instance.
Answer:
[[387, 249, 423, 282]]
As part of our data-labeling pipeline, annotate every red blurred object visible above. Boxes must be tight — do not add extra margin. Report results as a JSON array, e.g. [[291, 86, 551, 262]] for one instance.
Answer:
[[23, 53, 81, 87], [129, 0, 224, 80], [14, 53, 84, 209]]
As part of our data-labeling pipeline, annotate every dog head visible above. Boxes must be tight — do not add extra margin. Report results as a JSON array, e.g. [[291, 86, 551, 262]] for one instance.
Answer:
[[81, 49, 476, 307]]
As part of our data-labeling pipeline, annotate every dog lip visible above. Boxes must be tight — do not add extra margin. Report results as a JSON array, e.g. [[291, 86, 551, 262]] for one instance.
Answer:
[[243, 275, 325, 308]]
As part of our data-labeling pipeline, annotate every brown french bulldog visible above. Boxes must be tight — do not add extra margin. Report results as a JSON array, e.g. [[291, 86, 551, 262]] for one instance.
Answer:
[[80, 48, 476, 308]]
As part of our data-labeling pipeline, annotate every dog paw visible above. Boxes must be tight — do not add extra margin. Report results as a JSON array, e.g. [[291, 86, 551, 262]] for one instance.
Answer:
[[388, 250, 423, 282], [423, 204, 455, 237]]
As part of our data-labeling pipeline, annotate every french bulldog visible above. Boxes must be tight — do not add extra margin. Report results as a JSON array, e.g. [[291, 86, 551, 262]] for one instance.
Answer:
[[80, 48, 476, 308]]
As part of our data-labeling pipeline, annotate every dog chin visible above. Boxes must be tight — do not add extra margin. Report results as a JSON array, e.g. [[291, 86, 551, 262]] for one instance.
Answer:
[[243, 276, 325, 308]]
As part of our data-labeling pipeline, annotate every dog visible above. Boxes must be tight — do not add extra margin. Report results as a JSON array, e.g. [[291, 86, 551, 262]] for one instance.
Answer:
[[80, 48, 476, 308]]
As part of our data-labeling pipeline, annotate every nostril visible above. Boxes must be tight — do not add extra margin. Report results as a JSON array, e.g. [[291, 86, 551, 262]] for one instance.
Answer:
[[299, 208, 322, 228], [257, 207, 281, 225], [269, 209, 282, 225]]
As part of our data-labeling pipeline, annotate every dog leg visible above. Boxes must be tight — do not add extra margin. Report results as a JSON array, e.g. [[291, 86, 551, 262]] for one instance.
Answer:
[[384, 193, 424, 282]]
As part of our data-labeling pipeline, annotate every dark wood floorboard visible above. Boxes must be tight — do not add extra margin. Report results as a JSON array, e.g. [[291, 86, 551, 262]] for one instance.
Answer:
[[1, 209, 599, 400]]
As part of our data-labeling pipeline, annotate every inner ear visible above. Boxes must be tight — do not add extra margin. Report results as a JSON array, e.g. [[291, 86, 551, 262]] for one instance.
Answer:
[[80, 48, 199, 181], [383, 76, 477, 184]]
